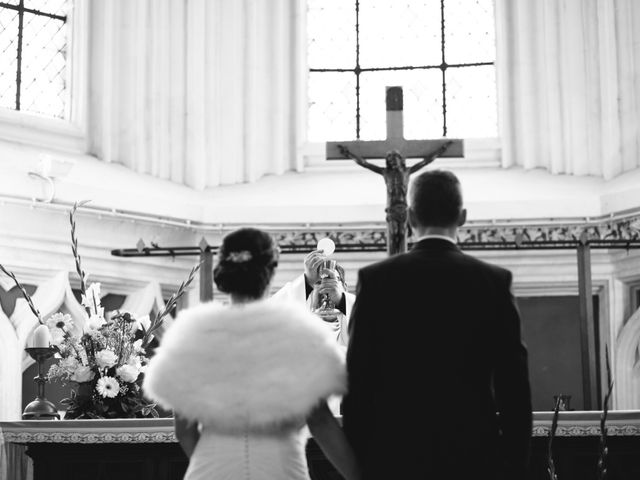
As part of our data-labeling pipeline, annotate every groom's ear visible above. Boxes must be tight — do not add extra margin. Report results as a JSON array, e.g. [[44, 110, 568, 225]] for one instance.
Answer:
[[457, 208, 467, 227]]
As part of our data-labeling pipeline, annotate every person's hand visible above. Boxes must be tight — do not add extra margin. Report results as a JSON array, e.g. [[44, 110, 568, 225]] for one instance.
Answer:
[[304, 250, 326, 287], [315, 268, 344, 306]]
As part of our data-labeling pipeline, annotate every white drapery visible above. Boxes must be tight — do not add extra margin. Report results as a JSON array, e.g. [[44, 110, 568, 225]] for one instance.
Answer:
[[87, 0, 640, 185], [615, 306, 640, 410], [496, 0, 640, 179], [88, 0, 304, 190]]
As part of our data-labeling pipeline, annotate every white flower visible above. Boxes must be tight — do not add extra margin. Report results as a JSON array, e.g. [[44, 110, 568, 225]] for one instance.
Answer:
[[135, 315, 151, 332], [81, 283, 103, 316], [60, 356, 79, 374], [70, 365, 95, 383], [95, 349, 118, 369], [49, 328, 65, 346], [116, 364, 139, 383], [85, 314, 106, 332], [46, 313, 74, 345], [46, 312, 74, 332], [132, 339, 145, 354], [96, 376, 120, 398], [128, 355, 143, 369]]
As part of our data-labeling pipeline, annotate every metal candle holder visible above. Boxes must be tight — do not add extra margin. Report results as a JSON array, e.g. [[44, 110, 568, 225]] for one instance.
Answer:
[[22, 347, 60, 420], [553, 394, 572, 412]]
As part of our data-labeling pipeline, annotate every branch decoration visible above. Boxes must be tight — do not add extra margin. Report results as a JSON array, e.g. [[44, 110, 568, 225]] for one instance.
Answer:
[[597, 344, 614, 480], [141, 262, 201, 348], [70, 200, 91, 297], [547, 396, 561, 480], [0, 264, 43, 324]]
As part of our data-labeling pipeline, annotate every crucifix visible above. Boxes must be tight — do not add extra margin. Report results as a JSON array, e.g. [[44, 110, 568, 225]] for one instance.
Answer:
[[326, 86, 464, 256]]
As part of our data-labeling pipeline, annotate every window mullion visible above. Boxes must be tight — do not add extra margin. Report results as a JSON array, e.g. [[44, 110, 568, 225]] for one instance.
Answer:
[[15, 0, 24, 111], [306, 0, 497, 142], [355, 0, 361, 139], [440, 0, 447, 137]]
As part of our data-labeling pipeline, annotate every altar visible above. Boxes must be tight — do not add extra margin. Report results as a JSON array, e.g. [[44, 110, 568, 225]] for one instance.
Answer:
[[2, 412, 640, 480]]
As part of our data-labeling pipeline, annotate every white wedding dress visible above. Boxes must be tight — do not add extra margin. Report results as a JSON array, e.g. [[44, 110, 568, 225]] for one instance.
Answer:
[[142, 300, 346, 480], [184, 425, 310, 480]]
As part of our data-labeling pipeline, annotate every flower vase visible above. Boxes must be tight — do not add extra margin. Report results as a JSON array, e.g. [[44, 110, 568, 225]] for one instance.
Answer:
[[62, 381, 95, 419], [76, 381, 93, 401]]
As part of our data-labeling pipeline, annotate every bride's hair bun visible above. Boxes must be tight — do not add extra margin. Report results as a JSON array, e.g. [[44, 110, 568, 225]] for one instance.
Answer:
[[213, 228, 279, 298]]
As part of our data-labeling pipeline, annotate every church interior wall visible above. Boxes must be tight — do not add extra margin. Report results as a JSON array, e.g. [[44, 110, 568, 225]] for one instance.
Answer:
[[2, 0, 640, 421], [517, 295, 595, 412], [2, 201, 640, 418], [5, 136, 640, 225]]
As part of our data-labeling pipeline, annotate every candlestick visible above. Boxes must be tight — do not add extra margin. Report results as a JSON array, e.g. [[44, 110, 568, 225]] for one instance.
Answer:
[[32, 324, 51, 348], [22, 347, 60, 420]]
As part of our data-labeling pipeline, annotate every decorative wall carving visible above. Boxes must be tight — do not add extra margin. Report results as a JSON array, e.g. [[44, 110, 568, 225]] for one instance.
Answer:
[[268, 212, 640, 252]]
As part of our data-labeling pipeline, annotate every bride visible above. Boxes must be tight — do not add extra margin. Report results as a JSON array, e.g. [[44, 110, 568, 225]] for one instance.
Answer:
[[143, 227, 360, 480]]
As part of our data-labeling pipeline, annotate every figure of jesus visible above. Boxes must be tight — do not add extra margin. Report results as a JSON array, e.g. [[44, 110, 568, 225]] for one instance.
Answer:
[[338, 141, 453, 255]]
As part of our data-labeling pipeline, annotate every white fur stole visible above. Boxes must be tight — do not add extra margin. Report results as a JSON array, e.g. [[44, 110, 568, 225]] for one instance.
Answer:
[[143, 299, 346, 430]]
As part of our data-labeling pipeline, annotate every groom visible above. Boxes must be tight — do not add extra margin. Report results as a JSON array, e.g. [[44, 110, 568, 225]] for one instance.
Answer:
[[342, 170, 532, 479]]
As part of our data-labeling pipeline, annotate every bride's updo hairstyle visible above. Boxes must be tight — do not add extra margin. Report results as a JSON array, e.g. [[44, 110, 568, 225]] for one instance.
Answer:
[[213, 228, 279, 299]]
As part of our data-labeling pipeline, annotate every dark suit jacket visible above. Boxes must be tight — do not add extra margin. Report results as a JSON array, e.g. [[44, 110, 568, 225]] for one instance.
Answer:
[[342, 238, 532, 480]]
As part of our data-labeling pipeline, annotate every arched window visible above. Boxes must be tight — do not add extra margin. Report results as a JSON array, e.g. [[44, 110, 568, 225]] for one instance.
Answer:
[[307, 0, 497, 142], [0, 0, 71, 119]]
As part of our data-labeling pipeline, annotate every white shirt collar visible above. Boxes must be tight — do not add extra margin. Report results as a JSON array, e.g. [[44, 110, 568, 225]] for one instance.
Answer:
[[414, 234, 457, 245]]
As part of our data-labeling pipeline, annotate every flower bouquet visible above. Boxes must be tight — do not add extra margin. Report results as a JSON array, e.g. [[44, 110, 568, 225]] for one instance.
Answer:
[[47, 283, 159, 419], [1, 201, 200, 419]]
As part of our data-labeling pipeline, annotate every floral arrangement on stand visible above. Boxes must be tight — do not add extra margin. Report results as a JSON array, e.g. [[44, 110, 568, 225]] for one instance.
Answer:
[[1, 201, 200, 419], [46, 285, 157, 419]]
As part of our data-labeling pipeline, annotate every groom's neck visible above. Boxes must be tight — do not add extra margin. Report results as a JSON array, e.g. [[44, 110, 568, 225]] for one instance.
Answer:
[[413, 225, 457, 241]]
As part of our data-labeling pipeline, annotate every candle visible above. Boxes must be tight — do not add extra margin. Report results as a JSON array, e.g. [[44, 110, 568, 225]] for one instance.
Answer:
[[32, 324, 51, 348]]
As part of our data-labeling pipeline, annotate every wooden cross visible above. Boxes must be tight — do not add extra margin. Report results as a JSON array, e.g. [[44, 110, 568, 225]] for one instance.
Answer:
[[326, 86, 464, 256]]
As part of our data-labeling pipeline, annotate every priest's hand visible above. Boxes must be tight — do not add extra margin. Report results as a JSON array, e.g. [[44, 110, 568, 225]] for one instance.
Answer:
[[304, 250, 326, 287]]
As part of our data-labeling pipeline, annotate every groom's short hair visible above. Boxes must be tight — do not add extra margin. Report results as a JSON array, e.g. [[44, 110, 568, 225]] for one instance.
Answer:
[[410, 169, 462, 227]]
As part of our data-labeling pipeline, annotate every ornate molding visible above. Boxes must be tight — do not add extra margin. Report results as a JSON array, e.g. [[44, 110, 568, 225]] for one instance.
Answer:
[[457, 215, 640, 246], [1, 430, 176, 444], [269, 213, 640, 252], [3, 413, 640, 443], [0, 419, 177, 444], [532, 411, 640, 437], [533, 424, 640, 437]]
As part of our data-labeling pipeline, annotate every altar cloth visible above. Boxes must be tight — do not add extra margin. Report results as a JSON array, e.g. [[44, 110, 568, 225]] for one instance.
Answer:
[[0, 418, 176, 445], [2, 411, 640, 444], [531, 410, 640, 436], [1, 412, 640, 480], [0, 419, 176, 480]]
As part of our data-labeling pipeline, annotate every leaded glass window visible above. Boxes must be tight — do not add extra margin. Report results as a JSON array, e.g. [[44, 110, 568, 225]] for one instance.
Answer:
[[0, 0, 70, 119], [307, 0, 497, 142]]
